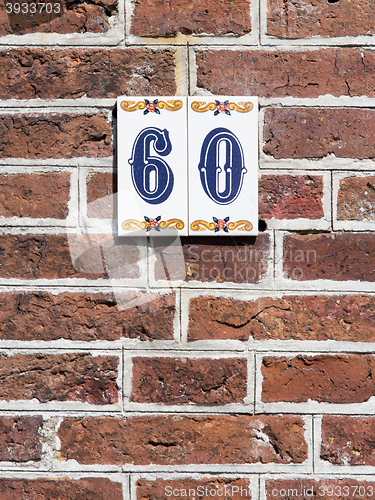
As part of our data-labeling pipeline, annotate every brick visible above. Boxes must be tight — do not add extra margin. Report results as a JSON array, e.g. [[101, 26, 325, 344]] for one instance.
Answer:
[[131, 0, 251, 37], [266, 479, 375, 500], [321, 416, 375, 466], [0, 478, 123, 500], [59, 414, 307, 465], [87, 172, 115, 219], [137, 477, 252, 500], [0, 353, 118, 404], [267, 0, 375, 39], [1, 0, 117, 36], [131, 357, 247, 404], [283, 233, 375, 282], [0, 114, 112, 159], [337, 176, 375, 221], [0, 173, 70, 219], [0, 233, 140, 280], [0, 416, 42, 462], [0, 291, 175, 341], [154, 234, 271, 284], [262, 355, 375, 404], [188, 294, 375, 342], [196, 49, 375, 98], [264, 108, 375, 159], [259, 175, 324, 220], [0, 49, 176, 100]]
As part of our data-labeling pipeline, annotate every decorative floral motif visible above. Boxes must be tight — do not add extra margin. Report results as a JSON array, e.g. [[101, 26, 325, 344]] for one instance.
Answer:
[[144, 99, 160, 115], [214, 101, 231, 116], [213, 216, 230, 232], [144, 215, 161, 231]]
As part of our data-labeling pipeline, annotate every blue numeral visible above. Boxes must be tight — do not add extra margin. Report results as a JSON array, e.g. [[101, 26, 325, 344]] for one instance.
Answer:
[[129, 127, 174, 205], [198, 127, 246, 205]]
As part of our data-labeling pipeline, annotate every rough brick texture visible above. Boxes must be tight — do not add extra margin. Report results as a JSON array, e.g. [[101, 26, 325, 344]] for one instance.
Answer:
[[266, 479, 375, 500], [259, 175, 324, 219], [0, 416, 42, 462], [59, 415, 307, 465], [264, 108, 375, 159], [267, 0, 375, 39], [0, 291, 175, 341], [87, 172, 115, 219], [262, 355, 375, 403], [131, 0, 251, 36], [154, 234, 270, 284], [283, 233, 375, 282], [0, 173, 70, 219], [188, 294, 375, 342], [0, 49, 176, 100], [337, 176, 375, 221], [0, 0, 117, 36], [0, 353, 118, 404], [321, 416, 375, 466], [0, 234, 140, 280], [197, 49, 375, 98], [137, 477, 252, 500], [0, 114, 112, 159], [131, 357, 247, 404]]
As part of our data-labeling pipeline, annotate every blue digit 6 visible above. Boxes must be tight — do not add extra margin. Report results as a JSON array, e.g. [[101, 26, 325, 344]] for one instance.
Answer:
[[198, 127, 247, 205], [129, 127, 174, 204]]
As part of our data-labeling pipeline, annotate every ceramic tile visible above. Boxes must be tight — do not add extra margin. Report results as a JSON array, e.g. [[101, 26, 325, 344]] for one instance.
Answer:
[[188, 96, 258, 236], [117, 96, 188, 237]]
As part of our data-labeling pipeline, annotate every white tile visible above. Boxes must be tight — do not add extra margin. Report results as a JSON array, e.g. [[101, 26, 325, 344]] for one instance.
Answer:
[[188, 96, 258, 236], [117, 96, 188, 237]]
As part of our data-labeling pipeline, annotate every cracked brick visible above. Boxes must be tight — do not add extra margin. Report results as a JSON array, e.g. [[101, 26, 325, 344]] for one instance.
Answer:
[[0, 416, 42, 462]]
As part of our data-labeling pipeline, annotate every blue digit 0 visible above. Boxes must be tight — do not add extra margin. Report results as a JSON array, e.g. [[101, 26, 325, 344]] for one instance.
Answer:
[[198, 127, 246, 205], [129, 127, 174, 204]]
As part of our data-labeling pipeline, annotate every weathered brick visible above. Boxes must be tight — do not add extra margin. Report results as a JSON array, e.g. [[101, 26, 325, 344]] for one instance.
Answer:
[[0, 49, 176, 100], [266, 479, 375, 500], [262, 355, 375, 404], [197, 49, 375, 98], [154, 234, 271, 284], [0, 478, 123, 500], [264, 108, 375, 159], [0, 353, 118, 404], [321, 416, 375, 466], [137, 477, 252, 500], [337, 176, 375, 221], [131, 0, 251, 37], [131, 357, 247, 404], [283, 233, 375, 282], [0, 0, 117, 36], [259, 175, 324, 220], [0, 114, 112, 159], [188, 294, 375, 342], [267, 0, 375, 39], [0, 173, 70, 219], [0, 234, 140, 280], [0, 291, 175, 341], [59, 415, 307, 465], [87, 172, 115, 219], [0, 416, 42, 462]]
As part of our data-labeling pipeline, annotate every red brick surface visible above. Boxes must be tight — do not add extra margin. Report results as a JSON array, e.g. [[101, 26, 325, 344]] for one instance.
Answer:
[[259, 175, 324, 219], [131, 0, 251, 36], [337, 176, 375, 221], [0, 416, 42, 462], [59, 415, 307, 465], [0, 173, 70, 219], [283, 233, 375, 282], [197, 49, 375, 98], [321, 416, 375, 466], [262, 355, 375, 403], [188, 294, 375, 341], [86, 172, 115, 219], [0, 291, 175, 341], [0, 49, 176, 100], [264, 108, 375, 159], [131, 357, 247, 404]]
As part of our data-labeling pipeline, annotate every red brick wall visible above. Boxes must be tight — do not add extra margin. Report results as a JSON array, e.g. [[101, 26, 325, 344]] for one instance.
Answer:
[[0, 0, 374, 497]]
